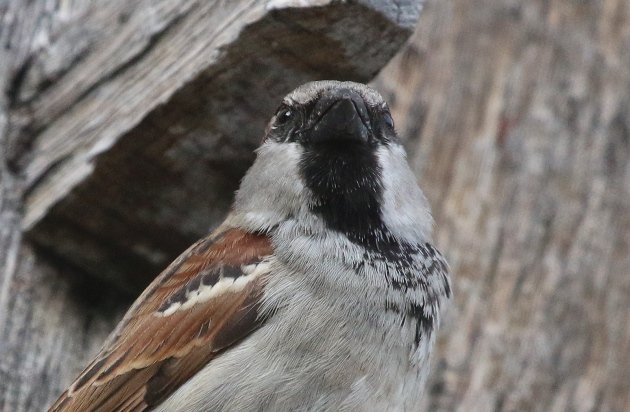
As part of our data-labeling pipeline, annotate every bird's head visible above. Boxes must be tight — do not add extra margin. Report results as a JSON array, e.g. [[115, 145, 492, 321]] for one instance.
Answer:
[[232, 81, 433, 247]]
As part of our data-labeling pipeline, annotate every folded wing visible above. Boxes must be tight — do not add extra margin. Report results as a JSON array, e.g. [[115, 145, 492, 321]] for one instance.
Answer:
[[50, 227, 274, 412]]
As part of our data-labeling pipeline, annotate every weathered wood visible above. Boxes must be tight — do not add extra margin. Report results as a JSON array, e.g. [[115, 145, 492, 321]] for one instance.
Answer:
[[374, 0, 630, 410], [0, 1, 423, 411], [3, 0, 629, 410], [9, 0, 422, 291]]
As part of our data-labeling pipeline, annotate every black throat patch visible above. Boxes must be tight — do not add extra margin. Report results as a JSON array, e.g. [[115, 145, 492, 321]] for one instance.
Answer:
[[299, 141, 396, 251]]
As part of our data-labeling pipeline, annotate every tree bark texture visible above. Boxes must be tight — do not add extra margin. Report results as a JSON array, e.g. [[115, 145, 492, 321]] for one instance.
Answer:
[[0, 0, 422, 410], [1, 0, 629, 411], [374, 0, 630, 411]]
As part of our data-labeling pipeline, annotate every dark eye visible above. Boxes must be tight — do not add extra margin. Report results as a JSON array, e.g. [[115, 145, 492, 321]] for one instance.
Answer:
[[383, 112, 395, 130], [276, 106, 295, 125]]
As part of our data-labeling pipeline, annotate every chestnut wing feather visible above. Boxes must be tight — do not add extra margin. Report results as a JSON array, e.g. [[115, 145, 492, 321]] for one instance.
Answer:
[[50, 227, 274, 412]]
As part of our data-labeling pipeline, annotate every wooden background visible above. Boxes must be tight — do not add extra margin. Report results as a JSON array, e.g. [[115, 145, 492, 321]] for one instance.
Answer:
[[1, 0, 629, 411], [376, 0, 630, 410]]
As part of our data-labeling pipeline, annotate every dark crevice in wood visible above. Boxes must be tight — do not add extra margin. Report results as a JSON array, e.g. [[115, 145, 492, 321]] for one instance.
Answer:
[[18, 1, 418, 291]]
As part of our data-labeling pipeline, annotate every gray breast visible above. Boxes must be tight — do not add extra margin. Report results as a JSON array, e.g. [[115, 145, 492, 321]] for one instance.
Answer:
[[156, 223, 449, 412]]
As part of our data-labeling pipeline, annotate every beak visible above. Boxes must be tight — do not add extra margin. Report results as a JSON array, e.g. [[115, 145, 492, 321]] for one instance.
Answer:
[[309, 91, 370, 144]]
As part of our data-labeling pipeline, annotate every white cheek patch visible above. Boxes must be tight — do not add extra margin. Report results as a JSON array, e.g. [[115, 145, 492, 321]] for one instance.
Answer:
[[157, 260, 271, 317], [232, 141, 307, 232], [377, 145, 433, 243]]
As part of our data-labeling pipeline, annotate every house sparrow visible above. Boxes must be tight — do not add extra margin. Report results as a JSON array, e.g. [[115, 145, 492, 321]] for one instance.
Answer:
[[50, 80, 451, 412]]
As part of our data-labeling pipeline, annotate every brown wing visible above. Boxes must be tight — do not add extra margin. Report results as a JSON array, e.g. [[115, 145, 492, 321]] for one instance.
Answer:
[[50, 226, 274, 412]]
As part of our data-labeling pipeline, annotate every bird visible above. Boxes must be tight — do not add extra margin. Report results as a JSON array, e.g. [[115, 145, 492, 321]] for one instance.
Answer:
[[50, 80, 451, 412]]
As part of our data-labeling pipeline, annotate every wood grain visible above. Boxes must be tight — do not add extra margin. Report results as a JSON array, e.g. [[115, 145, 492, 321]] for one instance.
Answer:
[[3, 0, 629, 410], [12, 0, 422, 291], [375, 0, 630, 410]]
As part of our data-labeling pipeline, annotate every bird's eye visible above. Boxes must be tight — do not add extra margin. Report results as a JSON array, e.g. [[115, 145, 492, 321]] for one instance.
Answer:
[[276, 107, 295, 125], [383, 112, 395, 130]]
